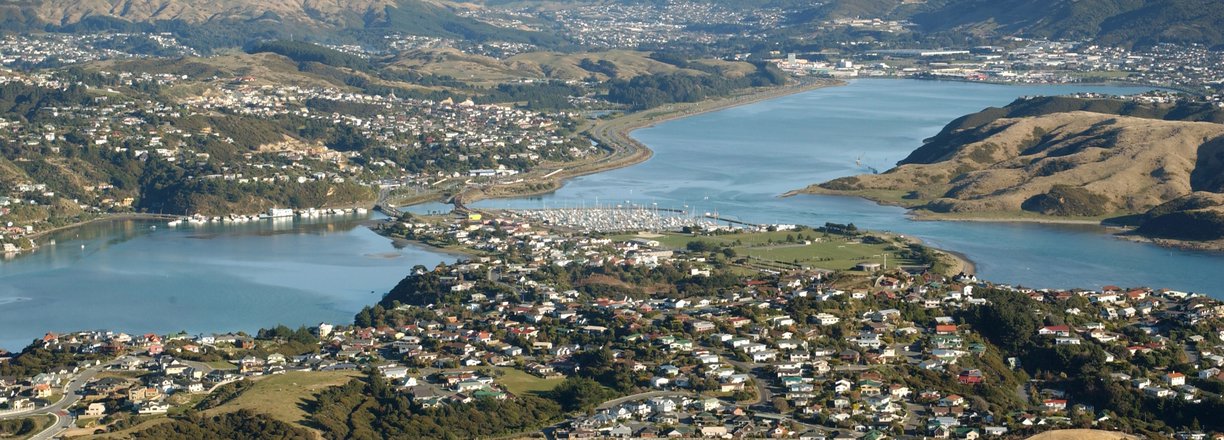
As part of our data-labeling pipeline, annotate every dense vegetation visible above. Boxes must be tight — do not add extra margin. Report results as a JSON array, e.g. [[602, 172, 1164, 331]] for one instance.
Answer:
[[0, 345, 103, 378], [1136, 209, 1224, 241], [128, 410, 314, 439], [472, 81, 585, 110], [136, 157, 374, 215], [1021, 185, 1114, 217], [605, 62, 786, 110], [311, 372, 562, 439], [0, 416, 46, 437], [246, 40, 373, 71], [0, 82, 92, 122]]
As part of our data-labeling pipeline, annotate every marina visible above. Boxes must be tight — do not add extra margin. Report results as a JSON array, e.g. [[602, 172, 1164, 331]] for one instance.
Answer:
[[473, 79, 1224, 294], [507, 206, 720, 232], [5, 79, 1223, 350]]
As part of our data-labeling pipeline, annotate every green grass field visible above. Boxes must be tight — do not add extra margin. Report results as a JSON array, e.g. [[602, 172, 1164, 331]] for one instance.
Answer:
[[205, 371, 360, 425], [615, 230, 920, 271], [493, 367, 566, 396], [206, 361, 238, 370]]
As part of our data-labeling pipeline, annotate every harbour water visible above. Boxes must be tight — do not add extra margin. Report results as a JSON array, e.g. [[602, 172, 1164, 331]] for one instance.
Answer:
[[470, 79, 1224, 294], [4, 78, 1221, 350], [0, 216, 455, 350]]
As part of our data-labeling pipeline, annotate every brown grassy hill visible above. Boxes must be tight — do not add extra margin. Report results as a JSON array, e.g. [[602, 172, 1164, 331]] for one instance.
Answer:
[[816, 111, 1224, 217], [389, 49, 720, 84], [387, 49, 749, 85], [30, 0, 396, 27]]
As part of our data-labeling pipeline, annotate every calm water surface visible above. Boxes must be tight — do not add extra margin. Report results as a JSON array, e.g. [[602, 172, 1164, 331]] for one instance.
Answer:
[[471, 79, 1223, 294], [5, 79, 1220, 350], [0, 216, 454, 350]]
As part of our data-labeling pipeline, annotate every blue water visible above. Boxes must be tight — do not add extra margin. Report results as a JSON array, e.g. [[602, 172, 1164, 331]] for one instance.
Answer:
[[3, 79, 1219, 351], [472, 79, 1223, 294], [0, 216, 455, 350]]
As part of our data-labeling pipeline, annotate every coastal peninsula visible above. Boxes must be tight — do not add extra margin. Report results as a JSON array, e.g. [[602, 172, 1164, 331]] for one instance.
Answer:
[[789, 94, 1224, 249]]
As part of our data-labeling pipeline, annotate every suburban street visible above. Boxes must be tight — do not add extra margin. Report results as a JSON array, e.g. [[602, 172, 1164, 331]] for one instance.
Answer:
[[1, 358, 125, 439]]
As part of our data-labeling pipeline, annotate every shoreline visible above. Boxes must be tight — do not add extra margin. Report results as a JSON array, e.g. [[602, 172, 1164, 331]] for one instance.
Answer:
[[901, 75, 1185, 95], [897, 234, 976, 275], [795, 189, 1224, 252], [442, 78, 846, 208], [23, 213, 180, 242], [1115, 233, 1224, 253], [906, 213, 1106, 226], [786, 188, 1111, 226], [430, 77, 990, 274]]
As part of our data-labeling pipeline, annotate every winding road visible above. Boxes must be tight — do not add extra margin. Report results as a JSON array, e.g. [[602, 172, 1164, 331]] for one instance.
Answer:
[[1, 358, 126, 439]]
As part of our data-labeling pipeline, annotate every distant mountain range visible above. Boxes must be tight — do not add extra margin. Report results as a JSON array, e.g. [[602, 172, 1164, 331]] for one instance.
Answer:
[[0, 0, 559, 50], [805, 96, 1224, 244], [912, 0, 1224, 48], [4, 0, 1223, 50], [790, 0, 1224, 48]]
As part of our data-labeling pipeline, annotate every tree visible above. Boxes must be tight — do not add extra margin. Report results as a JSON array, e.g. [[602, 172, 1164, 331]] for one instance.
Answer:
[[547, 376, 615, 412], [772, 397, 791, 413], [962, 288, 1041, 354]]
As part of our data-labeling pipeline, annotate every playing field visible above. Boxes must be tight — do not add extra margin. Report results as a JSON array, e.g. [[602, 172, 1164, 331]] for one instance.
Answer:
[[493, 367, 566, 396], [616, 230, 919, 272]]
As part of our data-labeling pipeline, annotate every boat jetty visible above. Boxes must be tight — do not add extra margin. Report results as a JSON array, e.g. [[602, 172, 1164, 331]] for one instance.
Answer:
[[166, 207, 370, 227]]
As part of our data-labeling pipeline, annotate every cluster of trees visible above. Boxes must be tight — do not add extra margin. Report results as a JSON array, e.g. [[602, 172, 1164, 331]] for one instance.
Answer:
[[605, 62, 786, 110], [1021, 185, 1113, 217], [247, 41, 373, 72], [957, 287, 1224, 433], [0, 82, 91, 122], [569, 347, 649, 394], [579, 58, 618, 78], [815, 222, 860, 236], [546, 376, 618, 412], [960, 288, 1042, 354], [0, 417, 43, 437], [136, 157, 374, 215], [473, 81, 583, 110], [0, 345, 102, 378], [377, 269, 468, 308], [129, 410, 313, 439], [311, 373, 562, 439], [255, 325, 319, 344]]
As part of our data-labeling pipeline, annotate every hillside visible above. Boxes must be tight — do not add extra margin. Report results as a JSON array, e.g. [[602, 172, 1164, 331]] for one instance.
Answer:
[[387, 49, 745, 85], [1131, 192, 1224, 244], [4, 0, 557, 50], [801, 97, 1224, 243], [911, 0, 1224, 48], [774, 0, 1224, 48]]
